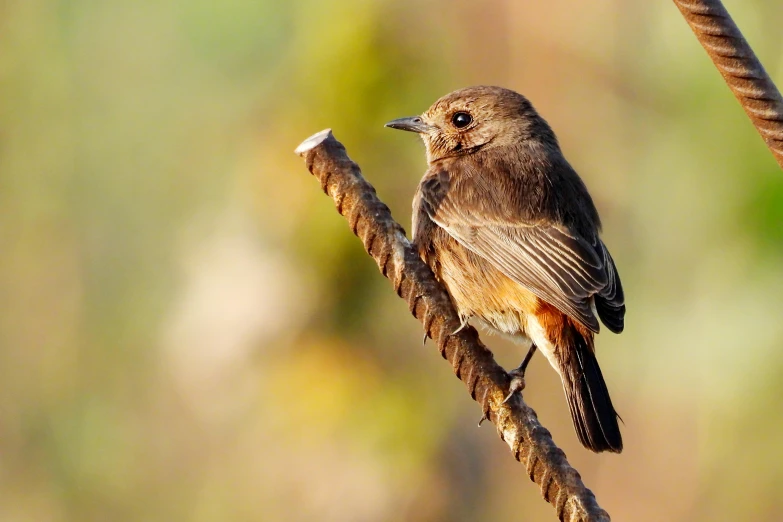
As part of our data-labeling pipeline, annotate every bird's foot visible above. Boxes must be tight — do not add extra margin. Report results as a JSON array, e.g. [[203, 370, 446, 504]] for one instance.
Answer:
[[503, 343, 537, 403], [451, 317, 469, 336], [503, 367, 527, 404]]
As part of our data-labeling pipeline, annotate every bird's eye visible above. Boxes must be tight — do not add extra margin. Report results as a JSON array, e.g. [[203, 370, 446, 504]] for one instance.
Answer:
[[451, 112, 472, 128]]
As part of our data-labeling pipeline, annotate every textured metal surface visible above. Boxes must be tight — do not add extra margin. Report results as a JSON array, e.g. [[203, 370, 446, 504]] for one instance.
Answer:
[[673, 0, 783, 169], [296, 129, 611, 522]]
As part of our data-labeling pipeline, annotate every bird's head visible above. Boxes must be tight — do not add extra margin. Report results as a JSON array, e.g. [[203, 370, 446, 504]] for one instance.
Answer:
[[385, 85, 556, 163]]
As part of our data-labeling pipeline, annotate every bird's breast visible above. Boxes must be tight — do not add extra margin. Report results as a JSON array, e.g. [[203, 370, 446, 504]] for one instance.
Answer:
[[422, 229, 540, 338]]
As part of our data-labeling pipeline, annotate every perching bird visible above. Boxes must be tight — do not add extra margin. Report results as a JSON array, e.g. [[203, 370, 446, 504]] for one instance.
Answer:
[[386, 86, 625, 453]]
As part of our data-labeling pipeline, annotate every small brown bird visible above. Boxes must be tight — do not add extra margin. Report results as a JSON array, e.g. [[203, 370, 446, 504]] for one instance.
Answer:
[[386, 86, 625, 453]]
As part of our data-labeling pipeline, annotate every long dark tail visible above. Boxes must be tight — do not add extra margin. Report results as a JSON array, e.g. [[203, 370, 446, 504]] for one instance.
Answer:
[[558, 326, 623, 453]]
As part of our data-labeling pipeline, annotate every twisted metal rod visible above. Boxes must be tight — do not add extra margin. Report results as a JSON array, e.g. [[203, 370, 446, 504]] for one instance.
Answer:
[[673, 0, 783, 169], [295, 129, 610, 522]]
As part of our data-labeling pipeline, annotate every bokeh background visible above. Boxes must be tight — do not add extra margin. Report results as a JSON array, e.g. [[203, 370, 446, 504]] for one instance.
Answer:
[[2, 0, 783, 520]]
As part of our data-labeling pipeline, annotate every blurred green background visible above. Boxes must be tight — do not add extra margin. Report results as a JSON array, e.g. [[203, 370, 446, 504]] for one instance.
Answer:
[[2, 0, 783, 520]]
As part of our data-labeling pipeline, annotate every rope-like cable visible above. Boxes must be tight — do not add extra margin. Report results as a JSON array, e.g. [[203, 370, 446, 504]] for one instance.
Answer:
[[673, 0, 783, 169]]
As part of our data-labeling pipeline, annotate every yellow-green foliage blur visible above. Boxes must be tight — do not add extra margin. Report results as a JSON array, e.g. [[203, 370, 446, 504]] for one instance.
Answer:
[[2, 1, 783, 520]]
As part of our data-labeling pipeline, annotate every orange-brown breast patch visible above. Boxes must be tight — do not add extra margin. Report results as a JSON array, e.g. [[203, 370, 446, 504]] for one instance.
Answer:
[[427, 232, 539, 336], [424, 230, 595, 350]]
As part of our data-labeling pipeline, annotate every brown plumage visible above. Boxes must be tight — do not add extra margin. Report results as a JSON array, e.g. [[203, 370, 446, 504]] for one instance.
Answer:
[[386, 86, 625, 453]]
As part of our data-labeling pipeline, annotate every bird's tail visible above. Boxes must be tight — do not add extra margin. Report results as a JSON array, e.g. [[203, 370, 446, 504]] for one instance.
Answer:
[[557, 325, 623, 453]]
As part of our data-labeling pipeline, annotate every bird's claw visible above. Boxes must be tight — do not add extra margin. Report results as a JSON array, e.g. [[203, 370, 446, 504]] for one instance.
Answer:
[[503, 369, 527, 404], [451, 318, 468, 336]]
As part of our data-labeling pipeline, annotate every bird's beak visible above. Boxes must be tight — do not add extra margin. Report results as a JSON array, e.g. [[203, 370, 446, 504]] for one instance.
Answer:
[[384, 116, 432, 134]]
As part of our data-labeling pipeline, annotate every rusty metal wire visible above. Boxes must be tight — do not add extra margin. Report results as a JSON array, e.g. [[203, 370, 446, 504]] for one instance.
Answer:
[[673, 0, 783, 169], [295, 129, 610, 522]]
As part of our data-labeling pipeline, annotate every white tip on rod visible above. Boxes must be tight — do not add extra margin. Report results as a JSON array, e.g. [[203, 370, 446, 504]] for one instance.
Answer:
[[295, 129, 333, 155]]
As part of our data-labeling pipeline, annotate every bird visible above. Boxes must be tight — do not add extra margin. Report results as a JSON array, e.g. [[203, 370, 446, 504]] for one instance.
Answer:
[[385, 86, 625, 453]]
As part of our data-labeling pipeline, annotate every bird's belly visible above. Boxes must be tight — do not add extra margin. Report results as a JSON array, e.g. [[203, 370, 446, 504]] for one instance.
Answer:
[[435, 245, 539, 337], [431, 239, 563, 376]]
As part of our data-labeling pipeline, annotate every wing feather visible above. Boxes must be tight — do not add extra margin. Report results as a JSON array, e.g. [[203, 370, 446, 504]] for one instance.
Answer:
[[594, 240, 625, 333], [418, 168, 624, 333]]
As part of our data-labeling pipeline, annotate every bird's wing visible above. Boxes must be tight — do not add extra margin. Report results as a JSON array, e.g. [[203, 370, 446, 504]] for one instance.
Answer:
[[593, 239, 625, 333], [419, 168, 613, 333]]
